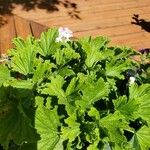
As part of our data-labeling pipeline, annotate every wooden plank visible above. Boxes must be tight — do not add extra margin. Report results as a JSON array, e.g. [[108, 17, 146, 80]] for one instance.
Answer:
[[44, 13, 150, 33], [0, 15, 16, 55], [110, 32, 150, 46], [40, 11, 150, 28], [109, 42, 144, 51], [12, 0, 150, 21], [35, 5, 150, 23], [30, 21, 48, 38], [38, 5, 150, 24], [74, 24, 146, 38], [12, 0, 150, 17], [127, 41, 150, 50], [14, 15, 32, 38], [74, 0, 150, 12]]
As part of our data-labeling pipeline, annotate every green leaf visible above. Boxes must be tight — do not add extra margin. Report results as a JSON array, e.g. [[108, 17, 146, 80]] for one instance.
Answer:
[[10, 37, 36, 75], [129, 84, 150, 124], [129, 84, 150, 100], [87, 128, 100, 150], [57, 66, 75, 78], [53, 45, 80, 66], [61, 113, 80, 143], [0, 102, 39, 150], [35, 102, 61, 150], [84, 122, 100, 144], [41, 75, 66, 104], [65, 77, 79, 96], [76, 78, 109, 110], [103, 142, 112, 150], [130, 126, 150, 150], [7, 79, 33, 89], [62, 45, 80, 63], [100, 112, 127, 145], [88, 107, 100, 121], [113, 96, 140, 120], [0, 87, 9, 103], [80, 36, 108, 68], [32, 60, 55, 82], [53, 49, 64, 66], [41, 75, 78, 115], [18, 143, 37, 150], [0, 65, 11, 86], [87, 142, 99, 150], [65, 73, 88, 98], [36, 28, 59, 56], [137, 94, 150, 125], [65, 76, 85, 115], [0, 87, 33, 107], [105, 60, 131, 79], [113, 46, 138, 60]]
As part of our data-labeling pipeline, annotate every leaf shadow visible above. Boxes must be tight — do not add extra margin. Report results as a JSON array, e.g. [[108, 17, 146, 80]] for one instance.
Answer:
[[131, 14, 150, 33], [0, 0, 81, 27], [0, 16, 7, 27]]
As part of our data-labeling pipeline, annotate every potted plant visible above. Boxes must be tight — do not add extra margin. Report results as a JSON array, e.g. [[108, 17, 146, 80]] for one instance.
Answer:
[[0, 28, 150, 150]]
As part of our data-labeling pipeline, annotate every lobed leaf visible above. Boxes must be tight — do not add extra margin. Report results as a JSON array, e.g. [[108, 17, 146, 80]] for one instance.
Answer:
[[80, 36, 108, 68], [76, 77, 109, 110], [61, 113, 80, 143], [0, 102, 39, 150], [130, 126, 150, 150], [0, 65, 11, 87], [35, 99, 61, 150], [10, 37, 36, 75], [36, 28, 59, 56]]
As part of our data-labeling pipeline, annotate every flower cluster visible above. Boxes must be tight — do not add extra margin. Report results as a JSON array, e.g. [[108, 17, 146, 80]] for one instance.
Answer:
[[129, 76, 136, 85], [56, 27, 73, 42], [0, 54, 9, 63]]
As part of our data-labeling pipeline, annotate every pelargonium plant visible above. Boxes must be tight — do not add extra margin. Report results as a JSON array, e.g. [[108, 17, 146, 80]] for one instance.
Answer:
[[0, 28, 150, 150]]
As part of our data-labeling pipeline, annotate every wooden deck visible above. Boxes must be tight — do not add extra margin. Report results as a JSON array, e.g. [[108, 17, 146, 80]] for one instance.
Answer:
[[0, 0, 150, 55], [0, 15, 48, 54]]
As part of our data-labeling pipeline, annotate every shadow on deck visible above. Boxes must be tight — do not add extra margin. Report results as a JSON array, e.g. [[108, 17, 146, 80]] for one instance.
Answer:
[[0, 0, 81, 27], [132, 14, 150, 33]]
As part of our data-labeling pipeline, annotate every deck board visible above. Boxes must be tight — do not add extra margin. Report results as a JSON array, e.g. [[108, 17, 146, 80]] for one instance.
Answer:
[[30, 21, 48, 38], [14, 15, 32, 38], [0, 16, 16, 55], [0, 0, 150, 54]]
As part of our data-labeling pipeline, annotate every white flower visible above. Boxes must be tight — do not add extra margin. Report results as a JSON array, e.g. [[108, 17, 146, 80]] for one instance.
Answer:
[[56, 36, 63, 42], [0, 54, 9, 63], [129, 76, 136, 85], [56, 27, 73, 42]]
